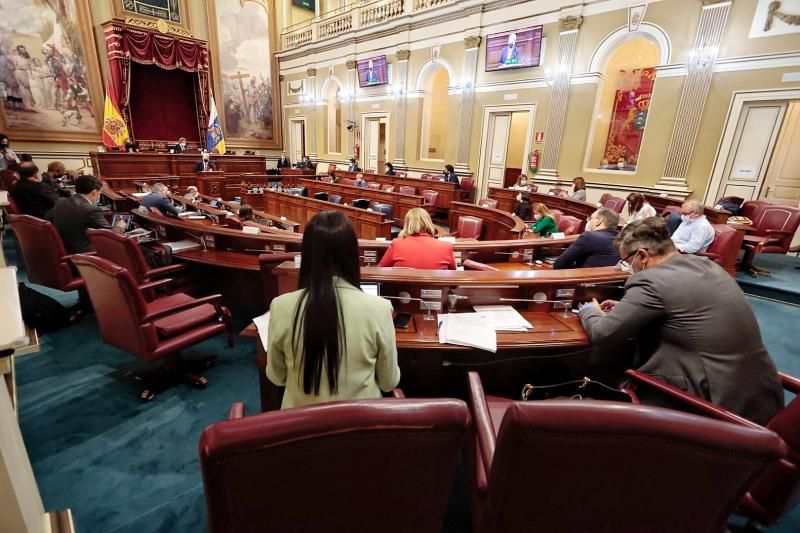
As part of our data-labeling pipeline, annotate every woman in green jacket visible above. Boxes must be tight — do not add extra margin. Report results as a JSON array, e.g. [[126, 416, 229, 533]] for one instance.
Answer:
[[530, 203, 558, 237]]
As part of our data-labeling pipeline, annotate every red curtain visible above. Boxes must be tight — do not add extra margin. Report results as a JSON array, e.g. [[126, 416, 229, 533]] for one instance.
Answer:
[[603, 67, 656, 166], [103, 22, 209, 141], [129, 63, 200, 142]]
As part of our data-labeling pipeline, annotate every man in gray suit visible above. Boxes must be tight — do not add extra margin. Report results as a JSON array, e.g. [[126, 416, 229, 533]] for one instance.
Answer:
[[47, 175, 125, 253], [578, 217, 782, 425]]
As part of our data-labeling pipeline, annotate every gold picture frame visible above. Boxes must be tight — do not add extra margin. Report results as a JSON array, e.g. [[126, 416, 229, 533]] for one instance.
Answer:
[[112, 0, 192, 34], [206, 0, 283, 150], [0, 0, 105, 142]]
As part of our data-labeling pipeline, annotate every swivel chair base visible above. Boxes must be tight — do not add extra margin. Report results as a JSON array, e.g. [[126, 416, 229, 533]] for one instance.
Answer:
[[126, 353, 218, 401]]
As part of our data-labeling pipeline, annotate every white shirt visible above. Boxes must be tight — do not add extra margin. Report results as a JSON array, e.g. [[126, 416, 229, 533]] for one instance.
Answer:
[[626, 203, 657, 225], [672, 215, 715, 253]]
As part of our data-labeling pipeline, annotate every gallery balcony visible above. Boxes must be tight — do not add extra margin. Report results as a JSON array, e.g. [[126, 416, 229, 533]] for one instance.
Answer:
[[280, 0, 455, 51]]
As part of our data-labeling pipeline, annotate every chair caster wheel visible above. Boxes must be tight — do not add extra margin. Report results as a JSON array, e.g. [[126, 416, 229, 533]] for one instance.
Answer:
[[141, 390, 155, 401], [193, 376, 208, 389]]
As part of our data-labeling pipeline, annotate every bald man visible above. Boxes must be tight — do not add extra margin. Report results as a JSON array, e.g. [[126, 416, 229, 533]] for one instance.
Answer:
[[671, 200, 715, 253]]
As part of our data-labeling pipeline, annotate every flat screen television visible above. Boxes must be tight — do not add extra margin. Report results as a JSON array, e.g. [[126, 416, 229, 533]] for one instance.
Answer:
[[292, 0, 315, 12], [357, 56, 389, 88], [485, 26, 543, 72]]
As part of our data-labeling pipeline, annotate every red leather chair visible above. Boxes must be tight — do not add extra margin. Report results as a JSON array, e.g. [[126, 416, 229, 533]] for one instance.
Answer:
[[422, 190, 439, 216], [603, 195, 626, 214], [547, 187, 566, 196], [341, 178, 355, 186], [367, 182, 381, 190], [452, 216, 483, 239], [741, 200, 770, 221], [381, 184, 394, 192], [420, 173, 434, 181], [258, 253, 300, 310], [548, 209, 563, 224], [460, 177, 475, 202], [466, 371, 787, 533], [478, 198, 498, 209], [71, 254, 233, 400], [463, 259, 499, 271], [399, 186, 416, 195], [8, 214, 85, 298], [364, 169, 376, 174], [624, 369, 800, 528], [87, 228, 186, 287], [599, 192, 612, 205], [200, 399, 470, 533], [395, 171, 407, 177], [696, 223, 744, 276], [742, 204, 800, 276], [0, 169, 19, 191], [557, 215, 582, 236]]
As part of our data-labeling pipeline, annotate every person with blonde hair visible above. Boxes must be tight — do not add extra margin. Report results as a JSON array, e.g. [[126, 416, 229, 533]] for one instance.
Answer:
[[378, 207, 456, 269], [529, 202, 558, 237]]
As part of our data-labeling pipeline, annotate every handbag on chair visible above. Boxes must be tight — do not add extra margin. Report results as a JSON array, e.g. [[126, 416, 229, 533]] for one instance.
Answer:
[[521, 377, 638, 403]]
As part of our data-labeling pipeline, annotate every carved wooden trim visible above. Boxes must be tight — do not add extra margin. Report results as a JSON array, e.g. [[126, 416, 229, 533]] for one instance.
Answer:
[[765, 1, 800, 31]]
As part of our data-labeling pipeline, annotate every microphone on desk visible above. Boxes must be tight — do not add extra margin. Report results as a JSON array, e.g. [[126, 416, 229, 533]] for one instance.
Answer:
[[184, 232, 208, 252], [380, 294, 437, 321]]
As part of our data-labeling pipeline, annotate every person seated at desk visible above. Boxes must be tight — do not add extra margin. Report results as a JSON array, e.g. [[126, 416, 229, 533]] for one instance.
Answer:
[[442, 164, 460, 188], [123, 138, 138, 153], [11, 164, 58, 219], [140, 183, 182, 217], [379, 208, 456, 270], [557, 177, 587, 201], [174, 137, 189, 153], [512, 191, 532, 220], [528, 203, 558, 238], [353, 173, 368, 188], [195, 152, 216, 172], [327, 171, 338, 184], [671, 200, 715, 253], [267, 211, 400, 409], [43, 162, 72, 198], [347, 158, 361, 172], [183, 186, 200, 202], [238, 204, 254, 222], [612, 157, 636, 171], [578, 218, 782, 425], [277, 152, 291, 168], [625, 192, 656, 225], [296, 155, 315, 170], [509, 174, 531, 191], [384, 162, 396, 176], [47, 175, 127, 253], [554, 208, 621, 269]]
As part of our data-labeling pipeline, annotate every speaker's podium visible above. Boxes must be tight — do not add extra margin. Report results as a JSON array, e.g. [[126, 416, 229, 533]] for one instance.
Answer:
[[197, 171, 227, 199]]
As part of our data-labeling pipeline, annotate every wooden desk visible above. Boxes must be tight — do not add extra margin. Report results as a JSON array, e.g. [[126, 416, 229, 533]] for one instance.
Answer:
[[643, 193, 731, 224], [448, 201, 526, 240], [262, 189, 393, 240], [279, 168, 317, 177], [299, 178, 425, 224], [489, 187, 595, 228], [334, 170, 459, 212]]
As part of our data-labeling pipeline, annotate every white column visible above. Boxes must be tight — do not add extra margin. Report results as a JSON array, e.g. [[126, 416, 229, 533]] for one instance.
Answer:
[[539, 15, 582, 177], [454, 36, 481, 175], [306, 68, 318, 159], [346, 60, 357, 157], [393, 50, 410, 168], [659, 0, 731, 191]]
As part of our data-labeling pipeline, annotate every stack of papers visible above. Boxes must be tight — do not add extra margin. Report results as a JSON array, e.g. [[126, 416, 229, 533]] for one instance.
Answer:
[[438, 313, 497, 353], [162, 239, 202, 252], [472, 305, 533, 332]]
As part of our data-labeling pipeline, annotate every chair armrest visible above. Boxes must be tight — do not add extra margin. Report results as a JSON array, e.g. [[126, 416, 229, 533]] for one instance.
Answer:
[[146, 263, 187, 278], [390, 388, 405, 399], [228, 402, 245, 420], [765, 229, 793, 237], [449, 231, 460, 237], [142, 294, 224, 322], [467, 371, 496, 485], [696, 252, 723, 262], [780, 372, 800, 394], [624, 370, 760, 428], [63, 251, 96, 263], [138, 278, 173, 292]]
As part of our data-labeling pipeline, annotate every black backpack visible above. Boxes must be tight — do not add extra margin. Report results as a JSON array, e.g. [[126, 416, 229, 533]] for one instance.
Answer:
[[17, 283, 78, 333]]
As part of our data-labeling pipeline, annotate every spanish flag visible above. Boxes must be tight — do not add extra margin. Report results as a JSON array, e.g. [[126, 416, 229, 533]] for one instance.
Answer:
[[101, 79, 129, 148], [206, 91, 226, 155]]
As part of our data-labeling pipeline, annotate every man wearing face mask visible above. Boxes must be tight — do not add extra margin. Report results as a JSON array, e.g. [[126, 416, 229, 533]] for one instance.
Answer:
[[671, 200, 715, 253], [47, 175, 127, 253], [577, 217, 782, 425], [553, 208, 621, 269]]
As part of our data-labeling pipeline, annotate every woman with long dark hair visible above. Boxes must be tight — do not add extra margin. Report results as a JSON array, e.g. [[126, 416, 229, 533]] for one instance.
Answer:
[[267, 211, 400, 408]]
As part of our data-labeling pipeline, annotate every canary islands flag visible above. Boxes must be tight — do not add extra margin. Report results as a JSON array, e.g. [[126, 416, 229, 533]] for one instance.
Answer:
[[101, 79, 129, 148], [206, 92, 226, 155]]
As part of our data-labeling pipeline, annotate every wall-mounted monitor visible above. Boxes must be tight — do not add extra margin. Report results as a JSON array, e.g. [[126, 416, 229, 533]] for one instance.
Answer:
[[292, 0, 315, 12], [485, 26, 543, 72], [357, 56, 389, 88]]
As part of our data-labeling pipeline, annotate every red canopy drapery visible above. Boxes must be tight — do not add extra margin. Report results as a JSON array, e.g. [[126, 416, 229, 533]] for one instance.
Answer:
[[102, 21, 210, 142]]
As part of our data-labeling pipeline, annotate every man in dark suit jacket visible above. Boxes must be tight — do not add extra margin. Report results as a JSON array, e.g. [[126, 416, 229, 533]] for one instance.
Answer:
[[47, 175, 126, 253], [347, 158, 361, 172], [11, 164, 58, 219], [443, 164, 460, 189], [195, 153, 216, 172], [296, 156, 314, 170], [140, 183, 181, 216], [578, 217, 783, 425], [276, 153, 291, 168], [554, 208, 621, 269], [174, 137, 189, 153]]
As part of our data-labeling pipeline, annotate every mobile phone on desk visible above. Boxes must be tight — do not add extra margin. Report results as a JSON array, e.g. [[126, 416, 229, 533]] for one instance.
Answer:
[[393, 312, 412, 329]]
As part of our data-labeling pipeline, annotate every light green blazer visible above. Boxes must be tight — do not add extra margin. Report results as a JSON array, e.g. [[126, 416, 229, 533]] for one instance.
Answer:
[[267, 278, 400, 409]]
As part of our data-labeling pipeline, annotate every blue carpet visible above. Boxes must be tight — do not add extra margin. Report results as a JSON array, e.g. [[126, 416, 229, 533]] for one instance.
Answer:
[[737, 254, 800, 305]]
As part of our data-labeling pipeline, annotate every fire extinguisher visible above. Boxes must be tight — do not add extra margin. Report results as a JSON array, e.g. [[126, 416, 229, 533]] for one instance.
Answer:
[[354, 144, 360, 158], [528, 150, 540, 174]]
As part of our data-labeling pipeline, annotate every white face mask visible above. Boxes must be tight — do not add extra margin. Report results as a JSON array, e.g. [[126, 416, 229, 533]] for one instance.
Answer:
[[617, 161, 625, 169], [516, 193, 522, 202], [680, 214, 692, 224], [519, 179, 527, 186]]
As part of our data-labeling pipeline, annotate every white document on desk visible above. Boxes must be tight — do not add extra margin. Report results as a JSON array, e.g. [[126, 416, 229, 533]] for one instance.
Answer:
[[161, 239, 201, 252], [438, 313, 497, 353], [471, 305, 532, 332], [253, 312, 270, 350]]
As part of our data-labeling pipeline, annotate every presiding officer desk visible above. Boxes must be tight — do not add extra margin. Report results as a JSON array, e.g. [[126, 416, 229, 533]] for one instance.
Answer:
[[251, 262, 629, 407]]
